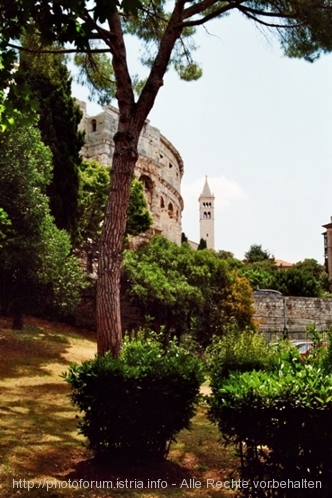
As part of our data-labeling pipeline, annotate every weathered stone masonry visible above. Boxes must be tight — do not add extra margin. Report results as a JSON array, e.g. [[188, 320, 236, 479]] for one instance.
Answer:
[[254, 295, 332, 341], [78, 101, 184, 245], [77, 291, 332, 337]]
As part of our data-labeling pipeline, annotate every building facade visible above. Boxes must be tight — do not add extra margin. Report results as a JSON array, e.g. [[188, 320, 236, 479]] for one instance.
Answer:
[[322, 217, 332, 279], [78, 101, 184, 245]]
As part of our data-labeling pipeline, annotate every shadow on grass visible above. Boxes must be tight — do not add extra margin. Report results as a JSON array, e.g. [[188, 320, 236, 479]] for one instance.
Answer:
[[0, 321, 95, 380], [3, 455, 203, 498], [0, 382, 82, 472], [60, 454, 196, 487], [1, 378, 205, 496], [0, 319, 235, 498]]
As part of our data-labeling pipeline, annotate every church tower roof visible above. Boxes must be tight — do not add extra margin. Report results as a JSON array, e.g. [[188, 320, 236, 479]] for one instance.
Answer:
[[201, 176, 213, 198]]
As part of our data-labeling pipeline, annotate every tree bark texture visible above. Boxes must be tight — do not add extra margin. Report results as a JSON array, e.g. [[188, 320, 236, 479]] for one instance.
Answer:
[[96, 125, 139, 357]]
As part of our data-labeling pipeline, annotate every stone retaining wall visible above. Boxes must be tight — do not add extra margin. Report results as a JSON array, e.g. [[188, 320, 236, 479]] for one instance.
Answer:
[[254, 295, 332, 342], [75, 290, 332, 343], [74, 281, 145, 333]]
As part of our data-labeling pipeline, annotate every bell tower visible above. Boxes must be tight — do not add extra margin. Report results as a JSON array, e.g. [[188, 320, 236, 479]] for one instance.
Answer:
[[199, 176, 215, 249]]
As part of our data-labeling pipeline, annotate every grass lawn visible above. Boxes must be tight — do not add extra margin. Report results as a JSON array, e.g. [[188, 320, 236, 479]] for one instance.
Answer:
[[0, 317, 239, 498]]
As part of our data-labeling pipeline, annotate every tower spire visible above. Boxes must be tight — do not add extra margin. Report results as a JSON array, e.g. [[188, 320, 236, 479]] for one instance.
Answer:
[[198, 176, 215, 249], [201, 176, 212, 197]]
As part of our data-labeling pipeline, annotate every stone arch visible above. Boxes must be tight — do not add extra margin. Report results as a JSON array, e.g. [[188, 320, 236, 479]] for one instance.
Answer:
[[168, 202, 174, 218], [160, 196, 165, 208]]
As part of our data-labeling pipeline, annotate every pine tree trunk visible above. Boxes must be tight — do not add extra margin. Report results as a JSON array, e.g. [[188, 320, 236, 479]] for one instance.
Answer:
[[96, 127, 138, 357], [94, 7, 183, 357]]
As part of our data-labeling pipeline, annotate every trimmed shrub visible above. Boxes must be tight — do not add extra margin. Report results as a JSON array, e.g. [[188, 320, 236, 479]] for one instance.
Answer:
[[206, 325, 274, 383], [208, 347, 332, 495], [63, 334, 204, 461]]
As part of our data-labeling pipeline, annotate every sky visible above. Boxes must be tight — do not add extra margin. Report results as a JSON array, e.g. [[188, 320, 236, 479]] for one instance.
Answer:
[[71, 11, 332, 264]]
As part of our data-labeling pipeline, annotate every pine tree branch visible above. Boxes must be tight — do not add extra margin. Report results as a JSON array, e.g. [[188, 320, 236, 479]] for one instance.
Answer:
[[7, 43, 111, 54], [181, 3, 241, 28], [106, 10, 135, 117], [135, 0, 187, 130]]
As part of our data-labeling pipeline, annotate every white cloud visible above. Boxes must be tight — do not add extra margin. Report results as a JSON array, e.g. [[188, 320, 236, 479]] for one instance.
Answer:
[[181, 175, 247, 214]]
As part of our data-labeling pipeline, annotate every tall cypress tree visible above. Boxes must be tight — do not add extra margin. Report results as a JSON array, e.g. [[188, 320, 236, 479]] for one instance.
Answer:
[[17, 37, 84, 240]]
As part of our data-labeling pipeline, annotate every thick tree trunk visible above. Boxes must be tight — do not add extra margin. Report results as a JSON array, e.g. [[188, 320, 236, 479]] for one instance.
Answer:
[[95, 7, 184, 357], [96, 126, 138, 357]]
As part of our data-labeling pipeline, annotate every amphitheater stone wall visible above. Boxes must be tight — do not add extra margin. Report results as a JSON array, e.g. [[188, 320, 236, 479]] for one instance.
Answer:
[[78, 101, 184, 244]]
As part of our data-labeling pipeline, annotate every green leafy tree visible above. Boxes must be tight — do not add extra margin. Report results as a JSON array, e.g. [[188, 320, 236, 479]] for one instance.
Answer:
[[77, 160, 111, 245], [239, 259, 278, 289], [276, 267, 319, 297], [1, 0, 332, 355], [274, 262, 327, 297], [0, 208, 11, 248], [38, 220, 86, 317], [240, 256, 330, 297], [126, 177, 153, 237], [123, 236, 254, 346], [217, 250, 235, 260], [16, 33, 85, 239], [124, 237, 203, 341], [0, 118, 85, 328], [77, 159, 152, 245], [244, 244, 273, 263], [293, 258, 330, 293]]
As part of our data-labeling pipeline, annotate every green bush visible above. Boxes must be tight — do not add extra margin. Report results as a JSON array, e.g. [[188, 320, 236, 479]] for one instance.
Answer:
[[206, 325, 274, 382], [63, 334, 204, 462], [322, 340, 332, 374], [208, 347, 332, 495]]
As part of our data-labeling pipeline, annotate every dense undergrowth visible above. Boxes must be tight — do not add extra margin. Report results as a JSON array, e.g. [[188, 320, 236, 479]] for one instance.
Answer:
[[207, 325, 332, 497]]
